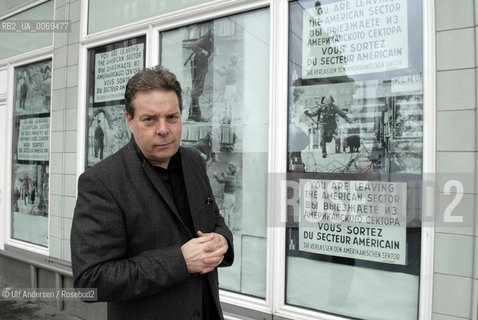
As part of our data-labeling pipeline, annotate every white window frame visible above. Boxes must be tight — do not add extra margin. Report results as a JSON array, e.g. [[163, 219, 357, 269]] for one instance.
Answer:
[[0, 67, 7, 251], [271, 1, 436, 319], [418, 0, 436, 318], [77, 0, 436, 319], [2, 52, 53, 256], [270, 1, 436, 319], [0, 0, 54, 256], [0, 0, 50, 21]]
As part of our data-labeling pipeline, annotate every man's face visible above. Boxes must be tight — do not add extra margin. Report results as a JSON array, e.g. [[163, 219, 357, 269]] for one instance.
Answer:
[[323, 96, 333, 106], [126, 89, 182, 168]]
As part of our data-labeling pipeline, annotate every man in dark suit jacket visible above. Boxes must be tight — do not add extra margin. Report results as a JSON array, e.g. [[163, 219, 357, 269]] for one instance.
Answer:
[[71, 66, 234, 320]]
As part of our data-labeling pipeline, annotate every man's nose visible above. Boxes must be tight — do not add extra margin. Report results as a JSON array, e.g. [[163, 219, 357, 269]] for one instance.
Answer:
[[156, 119, 169, 135]]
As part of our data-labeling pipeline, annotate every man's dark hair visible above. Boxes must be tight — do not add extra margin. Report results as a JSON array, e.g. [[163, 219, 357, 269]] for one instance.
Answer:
[[124, 66, 182, 118]]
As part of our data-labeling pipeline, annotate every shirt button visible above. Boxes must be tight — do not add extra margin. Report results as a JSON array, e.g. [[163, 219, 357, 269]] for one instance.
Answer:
[[193, 310, 201, 319]]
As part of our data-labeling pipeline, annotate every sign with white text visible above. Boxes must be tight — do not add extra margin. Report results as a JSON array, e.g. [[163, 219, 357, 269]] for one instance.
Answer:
[[299, 179, 407, 265], [302, 0, 408, 78], [17, 117, 50, 161], [94, 43, 144, 103]]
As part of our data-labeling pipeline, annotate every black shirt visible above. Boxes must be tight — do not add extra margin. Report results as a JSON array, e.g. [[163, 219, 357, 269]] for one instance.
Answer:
[[152, 151, 218, 320], [154, 152, 195, 236]]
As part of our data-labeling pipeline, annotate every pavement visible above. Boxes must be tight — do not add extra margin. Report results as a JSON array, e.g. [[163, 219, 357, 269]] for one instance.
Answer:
[[0, 274, 84, 320], [0, 299, 84, 320]]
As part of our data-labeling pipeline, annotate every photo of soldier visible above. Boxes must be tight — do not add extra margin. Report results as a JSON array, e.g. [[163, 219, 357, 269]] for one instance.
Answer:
[[14, 60, 51, 115], [19, 71, 29, 110], [87, 105, 131, 167], [94, 119, 105, 160], [304, 95, 352, 158], [184, 29, 212, 122], [213, 162, 239, 232]]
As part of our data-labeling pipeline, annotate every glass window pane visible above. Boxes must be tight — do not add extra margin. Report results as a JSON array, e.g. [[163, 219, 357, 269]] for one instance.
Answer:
[[88, 0, 213, 34], [286, 0, 423, 318], [85, 36, 146, 168], [11, 59, 52, 247], [0, 0, 34, 14], [160, 8, 270, 298], [0, 1, 53, 60]]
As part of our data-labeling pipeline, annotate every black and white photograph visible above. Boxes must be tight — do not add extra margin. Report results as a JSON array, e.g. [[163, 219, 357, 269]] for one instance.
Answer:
[[10, 59, 52, 248], [86, 104, 131, 167], [161, 9, 270, 297], [288, 79, 423, 175], [11, 163, 49, 247], [86, 36, 146, 167], [162, 17, 248, 234], [14, 59, 51, 116]]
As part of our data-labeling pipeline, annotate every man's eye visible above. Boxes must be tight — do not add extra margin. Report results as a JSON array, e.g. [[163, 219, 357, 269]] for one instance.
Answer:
[[142, 117, 155, 125]]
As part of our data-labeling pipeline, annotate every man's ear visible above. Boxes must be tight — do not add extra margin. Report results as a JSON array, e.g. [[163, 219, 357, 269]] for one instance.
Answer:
[[125, 111, 133, 133]]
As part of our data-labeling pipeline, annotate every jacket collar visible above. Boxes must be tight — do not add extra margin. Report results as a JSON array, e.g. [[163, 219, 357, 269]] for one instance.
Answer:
[[128, 138, 194, 237]]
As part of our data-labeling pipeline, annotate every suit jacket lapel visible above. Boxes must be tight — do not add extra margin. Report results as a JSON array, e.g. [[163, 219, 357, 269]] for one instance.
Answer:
[[142, 160, 194, 237], [127, 139, 193, 237], [181, 149, 205, 231]]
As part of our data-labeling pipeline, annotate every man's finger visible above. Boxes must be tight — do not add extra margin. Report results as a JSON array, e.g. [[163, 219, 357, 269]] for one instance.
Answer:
[[196, 231, 214, 243], [200, 266, 215, 275], [203, 243, 228, 258], [202, 255, 223, 265]]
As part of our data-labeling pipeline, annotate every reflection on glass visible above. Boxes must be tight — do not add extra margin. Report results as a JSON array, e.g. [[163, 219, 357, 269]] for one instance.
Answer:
[[0, 1, 54, 60], [160, 8, 270, 298], [11, 59, 52, 247], [287, 0, 423, 319], [88, 0, 213, 34]]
